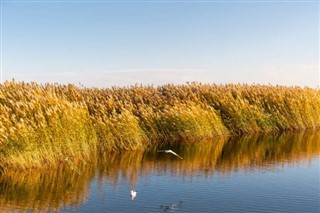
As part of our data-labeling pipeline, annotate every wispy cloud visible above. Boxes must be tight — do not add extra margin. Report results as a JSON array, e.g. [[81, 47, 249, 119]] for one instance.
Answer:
[[6, 68, 215, 87], [5, 64, 319, 88], [259, 64, 319, 88]]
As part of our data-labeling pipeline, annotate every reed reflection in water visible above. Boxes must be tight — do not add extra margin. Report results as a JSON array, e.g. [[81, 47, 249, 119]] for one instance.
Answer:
[[0, 131, 319, 212]]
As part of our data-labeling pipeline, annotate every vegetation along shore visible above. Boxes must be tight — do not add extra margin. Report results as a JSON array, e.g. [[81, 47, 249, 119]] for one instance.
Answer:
[[0, 81, 319, 171]]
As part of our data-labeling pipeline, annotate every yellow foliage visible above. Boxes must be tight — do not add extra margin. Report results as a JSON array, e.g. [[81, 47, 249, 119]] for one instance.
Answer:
[[0, 80, 319, 170]]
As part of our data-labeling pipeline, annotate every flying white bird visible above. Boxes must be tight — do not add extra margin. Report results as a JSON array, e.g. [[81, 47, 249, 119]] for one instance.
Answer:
[[130, 190, 137, 200], [157, 150, 183, 159]]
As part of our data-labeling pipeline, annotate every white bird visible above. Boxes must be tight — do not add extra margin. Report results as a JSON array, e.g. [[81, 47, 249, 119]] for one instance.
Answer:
[[157, 150, 183, 159], [130, 190, 137, 200]]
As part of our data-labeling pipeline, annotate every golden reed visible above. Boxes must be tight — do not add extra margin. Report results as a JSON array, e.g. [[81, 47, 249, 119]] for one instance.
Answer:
[[0, 80, 319, 170]]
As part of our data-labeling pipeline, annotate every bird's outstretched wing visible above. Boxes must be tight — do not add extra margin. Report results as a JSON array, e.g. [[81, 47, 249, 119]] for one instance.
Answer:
[[158, 149, 183, 159], [168, 150, 183, 159]]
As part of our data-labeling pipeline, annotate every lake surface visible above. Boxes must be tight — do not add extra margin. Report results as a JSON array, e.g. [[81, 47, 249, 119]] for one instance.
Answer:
[[0, 131, 319, 212]]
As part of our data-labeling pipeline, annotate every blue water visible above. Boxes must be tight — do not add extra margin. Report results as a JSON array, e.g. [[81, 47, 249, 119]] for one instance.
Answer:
[[75, 157, 319, 213], [1, 131, 319, 213]]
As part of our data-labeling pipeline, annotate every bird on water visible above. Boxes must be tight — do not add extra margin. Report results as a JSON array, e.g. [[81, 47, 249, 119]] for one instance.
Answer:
[[130, 190, 137, 200], [157, 150, 183, 159]]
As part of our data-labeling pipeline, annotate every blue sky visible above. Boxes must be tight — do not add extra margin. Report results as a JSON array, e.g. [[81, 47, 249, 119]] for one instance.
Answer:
[[1, 0, 319, 87]]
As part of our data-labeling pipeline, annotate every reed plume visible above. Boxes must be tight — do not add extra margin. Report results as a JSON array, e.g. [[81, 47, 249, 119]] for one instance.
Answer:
[[0, 80, 319, 170]]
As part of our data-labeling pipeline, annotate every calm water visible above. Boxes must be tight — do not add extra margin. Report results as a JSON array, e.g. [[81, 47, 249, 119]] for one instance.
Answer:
[[0, 131, 319, 213]]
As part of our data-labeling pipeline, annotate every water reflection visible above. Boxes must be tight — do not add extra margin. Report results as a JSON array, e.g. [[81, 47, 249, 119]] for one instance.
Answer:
[[160, 201, 183, 212], [0, 164, 95, 212], [0, 131, 319, 212]]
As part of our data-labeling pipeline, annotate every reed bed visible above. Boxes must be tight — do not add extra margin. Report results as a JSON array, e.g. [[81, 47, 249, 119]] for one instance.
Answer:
[[0, 80, 319, 170]]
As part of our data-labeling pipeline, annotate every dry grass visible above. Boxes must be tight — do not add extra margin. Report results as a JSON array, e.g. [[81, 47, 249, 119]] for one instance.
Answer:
[[0, 80, 319, 170]]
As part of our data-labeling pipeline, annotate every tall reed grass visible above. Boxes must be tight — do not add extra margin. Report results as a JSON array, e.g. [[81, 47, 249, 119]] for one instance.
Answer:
[[0, 80, 319, 170]]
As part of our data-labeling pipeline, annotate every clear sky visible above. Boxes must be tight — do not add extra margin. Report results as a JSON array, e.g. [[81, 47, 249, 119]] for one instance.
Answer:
[[1, 0, 319, 88]]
